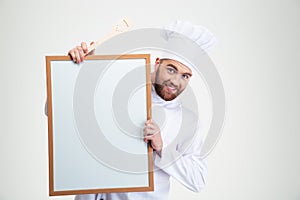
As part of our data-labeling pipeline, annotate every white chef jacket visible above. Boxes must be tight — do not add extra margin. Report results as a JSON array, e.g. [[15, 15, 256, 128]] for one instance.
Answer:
[[75, 87, 207, 200]]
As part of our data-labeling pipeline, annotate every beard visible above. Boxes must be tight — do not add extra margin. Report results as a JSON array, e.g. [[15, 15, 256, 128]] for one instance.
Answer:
[[154, 80, 182, 101]]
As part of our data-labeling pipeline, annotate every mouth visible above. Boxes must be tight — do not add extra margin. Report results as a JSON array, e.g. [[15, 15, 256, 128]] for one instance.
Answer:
[[154, 82, 179, 101], [164, 84, 178, 94]]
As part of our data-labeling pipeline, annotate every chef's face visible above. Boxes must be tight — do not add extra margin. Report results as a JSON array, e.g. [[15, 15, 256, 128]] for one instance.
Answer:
[[153, 58, 192, 101]]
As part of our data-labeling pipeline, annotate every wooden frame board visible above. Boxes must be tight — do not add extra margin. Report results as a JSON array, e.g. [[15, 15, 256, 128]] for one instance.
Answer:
[[46, 54, 153, 196]]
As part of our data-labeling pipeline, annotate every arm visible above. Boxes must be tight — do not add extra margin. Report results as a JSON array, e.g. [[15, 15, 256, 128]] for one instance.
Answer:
[[155, 126, 207, 192], [148, 109, 207, 192], [143, 117, 207, 192]]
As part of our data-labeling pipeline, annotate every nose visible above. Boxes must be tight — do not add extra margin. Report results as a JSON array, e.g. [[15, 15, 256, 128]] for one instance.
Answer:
[[169, 74, 181, 87]]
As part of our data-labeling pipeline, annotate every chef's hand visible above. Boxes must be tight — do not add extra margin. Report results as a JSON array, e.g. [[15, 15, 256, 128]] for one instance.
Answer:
[[143, 119, 163, 157], [68, 41, 95, 64]]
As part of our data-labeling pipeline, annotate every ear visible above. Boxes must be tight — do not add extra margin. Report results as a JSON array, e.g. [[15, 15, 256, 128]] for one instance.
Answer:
[[154, 57, 160, 71], [151, 58, 160, 83]]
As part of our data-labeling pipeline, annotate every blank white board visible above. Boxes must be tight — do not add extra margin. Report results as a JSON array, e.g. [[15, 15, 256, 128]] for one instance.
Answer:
[[46, 54, 153, 196]]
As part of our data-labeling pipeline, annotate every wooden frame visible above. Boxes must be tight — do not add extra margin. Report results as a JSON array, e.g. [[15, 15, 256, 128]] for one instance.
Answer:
[[46, 54, 153, 196]]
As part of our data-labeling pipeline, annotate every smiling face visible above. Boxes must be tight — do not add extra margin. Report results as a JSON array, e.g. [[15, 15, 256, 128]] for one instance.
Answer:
[[152, 58, 192, 101]]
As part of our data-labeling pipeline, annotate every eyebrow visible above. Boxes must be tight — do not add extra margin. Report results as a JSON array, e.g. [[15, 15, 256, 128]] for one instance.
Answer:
[[166, 64, 192, 77], [166, 64, 178, 71]]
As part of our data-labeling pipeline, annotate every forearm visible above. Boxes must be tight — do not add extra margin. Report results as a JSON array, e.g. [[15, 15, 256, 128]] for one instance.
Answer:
[[155, 150, 207, 192]]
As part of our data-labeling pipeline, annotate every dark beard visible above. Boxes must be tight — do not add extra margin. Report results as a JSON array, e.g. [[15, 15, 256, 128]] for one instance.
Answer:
[[154, 82, 178, 101]]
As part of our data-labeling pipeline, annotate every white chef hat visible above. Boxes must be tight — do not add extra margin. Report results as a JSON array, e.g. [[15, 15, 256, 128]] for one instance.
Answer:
[[160, 20, 217, 73]]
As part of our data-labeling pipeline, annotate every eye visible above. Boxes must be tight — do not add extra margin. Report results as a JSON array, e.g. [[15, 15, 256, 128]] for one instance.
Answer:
[[182, 74, 190, 80], [167, 68, 176, 74]]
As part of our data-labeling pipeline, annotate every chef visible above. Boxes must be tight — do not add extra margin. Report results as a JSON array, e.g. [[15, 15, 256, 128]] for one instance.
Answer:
[[70, 20, 216, 200]]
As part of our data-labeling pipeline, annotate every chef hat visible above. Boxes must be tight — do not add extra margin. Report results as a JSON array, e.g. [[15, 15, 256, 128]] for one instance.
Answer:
[[160, 20, 216, 73]]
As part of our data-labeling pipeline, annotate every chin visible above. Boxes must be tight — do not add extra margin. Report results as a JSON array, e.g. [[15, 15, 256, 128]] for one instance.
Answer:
[[162, 92, 177, 101]]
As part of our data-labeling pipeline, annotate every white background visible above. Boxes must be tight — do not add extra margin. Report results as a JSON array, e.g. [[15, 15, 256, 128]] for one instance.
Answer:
[[1, 0, 300, 200]]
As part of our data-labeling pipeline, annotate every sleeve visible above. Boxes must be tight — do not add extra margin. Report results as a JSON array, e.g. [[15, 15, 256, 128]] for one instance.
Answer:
[[154, 114, 207, 192], [74, 194, 97, 200], [74, 194, 106, 200], [44, 100, 48, 116]]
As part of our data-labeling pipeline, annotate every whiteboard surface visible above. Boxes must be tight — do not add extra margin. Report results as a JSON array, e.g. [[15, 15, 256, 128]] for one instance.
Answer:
[[47, 55, 152, 195]]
